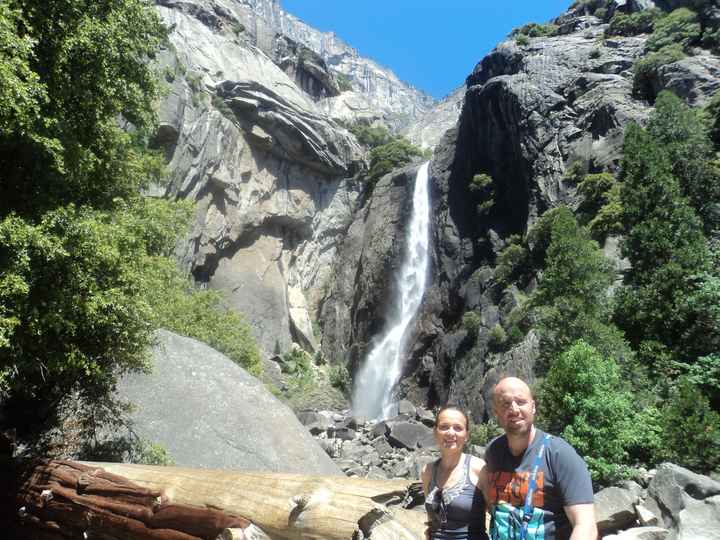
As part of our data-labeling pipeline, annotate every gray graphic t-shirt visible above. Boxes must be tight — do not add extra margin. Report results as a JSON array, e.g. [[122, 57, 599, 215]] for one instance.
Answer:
[[484, 430, 594, 540]]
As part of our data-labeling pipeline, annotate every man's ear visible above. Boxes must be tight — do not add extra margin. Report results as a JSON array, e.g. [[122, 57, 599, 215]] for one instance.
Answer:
[[531, 400, 536, 415]]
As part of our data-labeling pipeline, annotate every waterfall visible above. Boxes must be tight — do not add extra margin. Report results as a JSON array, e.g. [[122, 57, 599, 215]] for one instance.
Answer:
[[352, 161, 431, 420]]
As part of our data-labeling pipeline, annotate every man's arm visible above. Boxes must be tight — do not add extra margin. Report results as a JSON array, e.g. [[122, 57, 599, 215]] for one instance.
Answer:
[[565, 503, 597, 540]]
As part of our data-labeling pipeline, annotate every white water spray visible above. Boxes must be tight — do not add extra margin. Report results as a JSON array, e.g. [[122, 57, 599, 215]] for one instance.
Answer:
[[352, 161, 431, 420]]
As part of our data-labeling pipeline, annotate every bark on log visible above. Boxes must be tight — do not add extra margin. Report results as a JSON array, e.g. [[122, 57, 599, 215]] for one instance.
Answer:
[[4, 459, 426, 540]]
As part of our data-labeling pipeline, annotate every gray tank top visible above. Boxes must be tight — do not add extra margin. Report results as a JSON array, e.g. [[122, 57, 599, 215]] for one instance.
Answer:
[[425, 453, 488, 540]]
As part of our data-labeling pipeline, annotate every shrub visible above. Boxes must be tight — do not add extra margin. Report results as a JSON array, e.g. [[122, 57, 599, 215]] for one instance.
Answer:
[[539, 340, 635, 484], [657, 377, 720, 472], [495, 235, 529, 285], [488, 324, 508, 351], [469, 420, 503, 447], [349, 123, 390, 148], [646, 8, 701, 52], [329, 364, 350, 392], [470, 173, 493, 192], [515, 34, 530, 46], [633, 43, 686, 101], [515, 23, 559, 38], [367, 137, 424, 182], [462, 311, 482, 338], [577, 173, 624, 239], [605, 8, 663, 37]]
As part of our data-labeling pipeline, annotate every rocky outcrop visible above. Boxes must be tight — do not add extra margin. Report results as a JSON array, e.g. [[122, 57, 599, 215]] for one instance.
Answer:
[[403, 86, 465, 150], [211, 0, 435, 129], [115, 329, 343, 475], [153, 1, 367, 353], [392, 6, 720, 420]]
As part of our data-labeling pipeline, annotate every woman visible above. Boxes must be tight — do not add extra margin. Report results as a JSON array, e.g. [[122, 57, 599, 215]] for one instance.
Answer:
[[421, 406, 488, 540]]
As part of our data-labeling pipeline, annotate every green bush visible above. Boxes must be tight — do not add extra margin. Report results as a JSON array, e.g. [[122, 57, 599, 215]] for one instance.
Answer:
[[539, 340, 635, 484], [657, 377, 720, 472], [515, 34, 530, 46], [367, 137, 424, 182], [577, 173, 624, 239], [633, 44, 686, 101], [329, 364, 350, 392], [488, 324, 508, 351], [605, 8, 663, 37], [495, 235, 529, 286], [350, 123, 390, 149], [646, 8, 701, 52], [515, 23, 559, 38], [462, 311, 482, 339], [468, 420, 503, 447]]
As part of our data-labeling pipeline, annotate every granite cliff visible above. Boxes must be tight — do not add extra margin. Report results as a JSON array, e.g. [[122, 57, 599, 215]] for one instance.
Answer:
[[321, 0, 720, 421]]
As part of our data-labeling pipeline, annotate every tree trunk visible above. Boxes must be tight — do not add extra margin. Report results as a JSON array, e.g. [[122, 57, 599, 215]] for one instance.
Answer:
[[3, 459, 426, 540]]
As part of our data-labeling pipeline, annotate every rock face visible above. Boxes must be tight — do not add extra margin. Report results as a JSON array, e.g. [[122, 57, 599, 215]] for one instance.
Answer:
[[115, 329, 342, 475], [403, 86, 465, 151], [153, 0, 368, 354], [384, 5, 720, 419]]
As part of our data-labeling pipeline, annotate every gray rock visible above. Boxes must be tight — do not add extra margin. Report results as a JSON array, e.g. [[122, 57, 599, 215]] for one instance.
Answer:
[[329, 427, 356, 441], [115, 330, 341, 475], [372, 436, 394, 457], [675, 494, 720, 540], [360, 451, 381, 467], [416, 406, 436, 427], [636, 504, 661, 527], [603, 527, 669, 540], [397, 399, 417, 417], [648, 463, 720, 526], [366, 466, 390, 480], [595, 486, 640, 533], [387, 421, 436, 450]]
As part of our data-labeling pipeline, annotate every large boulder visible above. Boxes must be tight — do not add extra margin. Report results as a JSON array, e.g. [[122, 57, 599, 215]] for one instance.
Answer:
[[648, 463, 720, 538], [595, 486, 641, 533], [115, 330, 342, 475]]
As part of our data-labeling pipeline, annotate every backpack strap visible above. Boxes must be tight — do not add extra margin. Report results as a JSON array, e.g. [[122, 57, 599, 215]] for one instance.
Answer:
[[519, 434, 552, 540]]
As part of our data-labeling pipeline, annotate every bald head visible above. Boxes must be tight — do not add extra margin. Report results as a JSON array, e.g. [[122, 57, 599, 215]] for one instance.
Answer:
[[493, 377, 533, 402], [492, 376, 535, 437]]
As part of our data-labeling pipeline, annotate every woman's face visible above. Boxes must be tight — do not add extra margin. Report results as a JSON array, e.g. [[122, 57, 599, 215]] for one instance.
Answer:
[[434, 409, 468, 451]]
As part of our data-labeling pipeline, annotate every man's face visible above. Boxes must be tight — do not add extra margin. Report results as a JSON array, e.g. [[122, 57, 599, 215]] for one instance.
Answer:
[[492, 378, 536, 436]]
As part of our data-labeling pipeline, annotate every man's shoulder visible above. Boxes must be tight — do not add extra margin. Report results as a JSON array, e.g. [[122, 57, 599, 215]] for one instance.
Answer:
[[543, 431, 585, 460]]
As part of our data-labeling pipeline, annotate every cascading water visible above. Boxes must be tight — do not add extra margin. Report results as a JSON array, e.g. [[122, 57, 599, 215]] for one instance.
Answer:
[[352, 161, 431, 420]]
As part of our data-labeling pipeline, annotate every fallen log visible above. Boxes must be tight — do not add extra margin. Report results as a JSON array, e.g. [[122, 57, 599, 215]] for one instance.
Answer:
[[3, 459, 427, 540]]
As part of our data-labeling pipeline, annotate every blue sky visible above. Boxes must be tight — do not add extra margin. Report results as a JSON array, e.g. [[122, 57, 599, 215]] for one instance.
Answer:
[[282, 1, 573, 100]]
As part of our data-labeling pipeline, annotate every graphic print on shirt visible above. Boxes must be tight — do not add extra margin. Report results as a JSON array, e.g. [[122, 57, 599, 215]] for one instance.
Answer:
[[486, 471, 545, 507]]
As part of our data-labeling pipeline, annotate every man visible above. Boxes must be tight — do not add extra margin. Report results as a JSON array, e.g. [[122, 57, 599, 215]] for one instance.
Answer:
[[483, 377, 597, 540]]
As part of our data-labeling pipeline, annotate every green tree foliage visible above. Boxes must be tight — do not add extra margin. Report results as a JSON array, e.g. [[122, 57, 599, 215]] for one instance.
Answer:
[[657, 377, 720, 472], [349, 123, 391, 149], [0, 0, 262, 437], [0, 205, 158, 404], [513, 23, 559, 38], [367, 137, 424, 182], [576, 173, 624, 240], [615, 121, 718, 373], [0, 0, 167, 219], [647, 91, 720, 232], [495, 235, 529, 286], [646, 8, 701, 52], [529, 207, 628, 368], [539, 341, 635, 484], [605, 8, 662, 36]]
